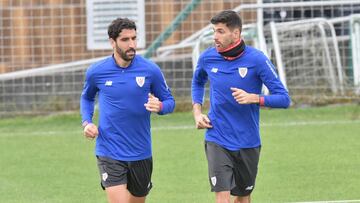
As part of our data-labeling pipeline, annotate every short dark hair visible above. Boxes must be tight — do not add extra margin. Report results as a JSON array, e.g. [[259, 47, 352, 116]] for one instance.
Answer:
[[108, 18, 137, 40], [210, 10, 242, 32]]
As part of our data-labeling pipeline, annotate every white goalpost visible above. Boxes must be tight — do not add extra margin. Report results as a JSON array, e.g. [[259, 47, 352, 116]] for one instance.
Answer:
[[190, 0, 360, 102], [1, 0, 359, 116], [269, 18, 345, 95], [351, 14, 360, 94]]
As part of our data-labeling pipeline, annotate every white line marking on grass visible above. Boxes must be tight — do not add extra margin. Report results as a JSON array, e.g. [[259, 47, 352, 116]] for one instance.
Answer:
[[262, 120, 360, 127], [1, 120, 359, 137], [0, 130, 82, 137], [152, 125, 194, 130], [152, 119, 360, 131], [290, 200, 360, 203]]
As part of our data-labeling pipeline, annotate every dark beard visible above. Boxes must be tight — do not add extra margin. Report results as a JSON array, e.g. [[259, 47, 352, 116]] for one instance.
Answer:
[[116, 45, 136, 62]]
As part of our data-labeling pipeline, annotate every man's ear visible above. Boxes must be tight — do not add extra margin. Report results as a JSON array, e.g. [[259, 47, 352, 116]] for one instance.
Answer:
[[109, 38, 116, 49], [233, 28, 241, 39]]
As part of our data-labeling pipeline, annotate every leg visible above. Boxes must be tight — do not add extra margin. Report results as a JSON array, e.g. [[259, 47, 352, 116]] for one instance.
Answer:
[[97, 156, 129, 203], [205, 142, 235, 203], [234, 195, 251, 203], [105, 184, 146, 203], [127, 158, 153, 202], [231, 147, 260, 203], [215, 191, 231, 203], [129, 194, 146, 203], [105, 184, 130, 203]]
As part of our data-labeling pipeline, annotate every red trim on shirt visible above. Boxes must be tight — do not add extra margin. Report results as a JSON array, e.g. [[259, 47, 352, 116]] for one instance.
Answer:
[[259, 96, 265, 106], [159, 102, 163, 111], [223, 51, 245, 61]]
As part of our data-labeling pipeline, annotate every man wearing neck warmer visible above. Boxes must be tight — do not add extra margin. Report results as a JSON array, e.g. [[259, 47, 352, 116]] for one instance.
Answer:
[[191, 10, 291, 203]]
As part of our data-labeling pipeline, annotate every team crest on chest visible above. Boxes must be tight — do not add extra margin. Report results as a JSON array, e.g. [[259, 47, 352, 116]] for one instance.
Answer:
[[136, 76, 145, 87], [238, 67, 248, 78]]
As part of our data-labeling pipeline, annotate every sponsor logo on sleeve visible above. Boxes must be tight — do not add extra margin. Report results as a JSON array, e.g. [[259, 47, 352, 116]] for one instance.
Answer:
[[161, 73, 169, 90], [265, 60, 278, 78]]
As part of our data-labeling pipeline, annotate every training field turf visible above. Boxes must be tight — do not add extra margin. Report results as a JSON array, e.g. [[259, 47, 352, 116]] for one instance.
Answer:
[[0, 105, 359, 203]]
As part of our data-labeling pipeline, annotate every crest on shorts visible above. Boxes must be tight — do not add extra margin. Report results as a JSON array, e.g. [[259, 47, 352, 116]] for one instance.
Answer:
[[238, 67, 248, 78], [211, 176, 217, 186], [102, 173, 108, 181], [136, 76, 145, 87]]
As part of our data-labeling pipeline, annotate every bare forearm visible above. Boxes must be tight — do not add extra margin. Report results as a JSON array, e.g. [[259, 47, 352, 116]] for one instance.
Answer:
[[193, 103, 202, 116]]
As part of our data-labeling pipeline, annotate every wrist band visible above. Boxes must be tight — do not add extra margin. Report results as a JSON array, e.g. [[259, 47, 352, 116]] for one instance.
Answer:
[[82, 121, 89, 128], [259, 96, 265, 106], [159, 102, 163, 111]]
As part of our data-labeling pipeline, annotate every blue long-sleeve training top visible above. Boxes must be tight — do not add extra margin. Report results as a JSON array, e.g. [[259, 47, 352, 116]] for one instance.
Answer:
[[192, 46, 290, 150], [81, 55, 175, 161]]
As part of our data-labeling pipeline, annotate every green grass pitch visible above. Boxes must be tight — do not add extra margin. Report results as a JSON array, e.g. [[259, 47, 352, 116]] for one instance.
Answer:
[[0, 105, 359, 202]]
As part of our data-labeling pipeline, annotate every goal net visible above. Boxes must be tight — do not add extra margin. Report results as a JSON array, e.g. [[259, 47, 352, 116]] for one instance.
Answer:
[[0, 57, 104, 117], [268, 18, 346, 99]]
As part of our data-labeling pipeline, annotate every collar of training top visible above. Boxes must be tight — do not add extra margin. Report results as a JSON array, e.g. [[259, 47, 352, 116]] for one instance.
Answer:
[[217, 39, 246, 61]]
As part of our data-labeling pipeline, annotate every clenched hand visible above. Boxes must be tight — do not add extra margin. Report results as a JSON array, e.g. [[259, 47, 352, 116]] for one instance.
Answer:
[[144, 93, 162, 113], [230, 87, 259, 104]]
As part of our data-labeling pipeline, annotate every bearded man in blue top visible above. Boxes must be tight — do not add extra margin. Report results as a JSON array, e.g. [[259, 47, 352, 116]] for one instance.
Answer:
[[80, 18, 175, 203], [192, 10, 290, 203]]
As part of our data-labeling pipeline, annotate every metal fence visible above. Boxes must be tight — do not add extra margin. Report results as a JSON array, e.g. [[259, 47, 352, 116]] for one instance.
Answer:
[[1, 0, 360, 117]]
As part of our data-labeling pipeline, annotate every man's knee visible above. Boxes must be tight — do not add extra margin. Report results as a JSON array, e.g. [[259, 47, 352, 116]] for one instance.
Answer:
[[215, 191, 231, 203], [234, 195, 251, 203]]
